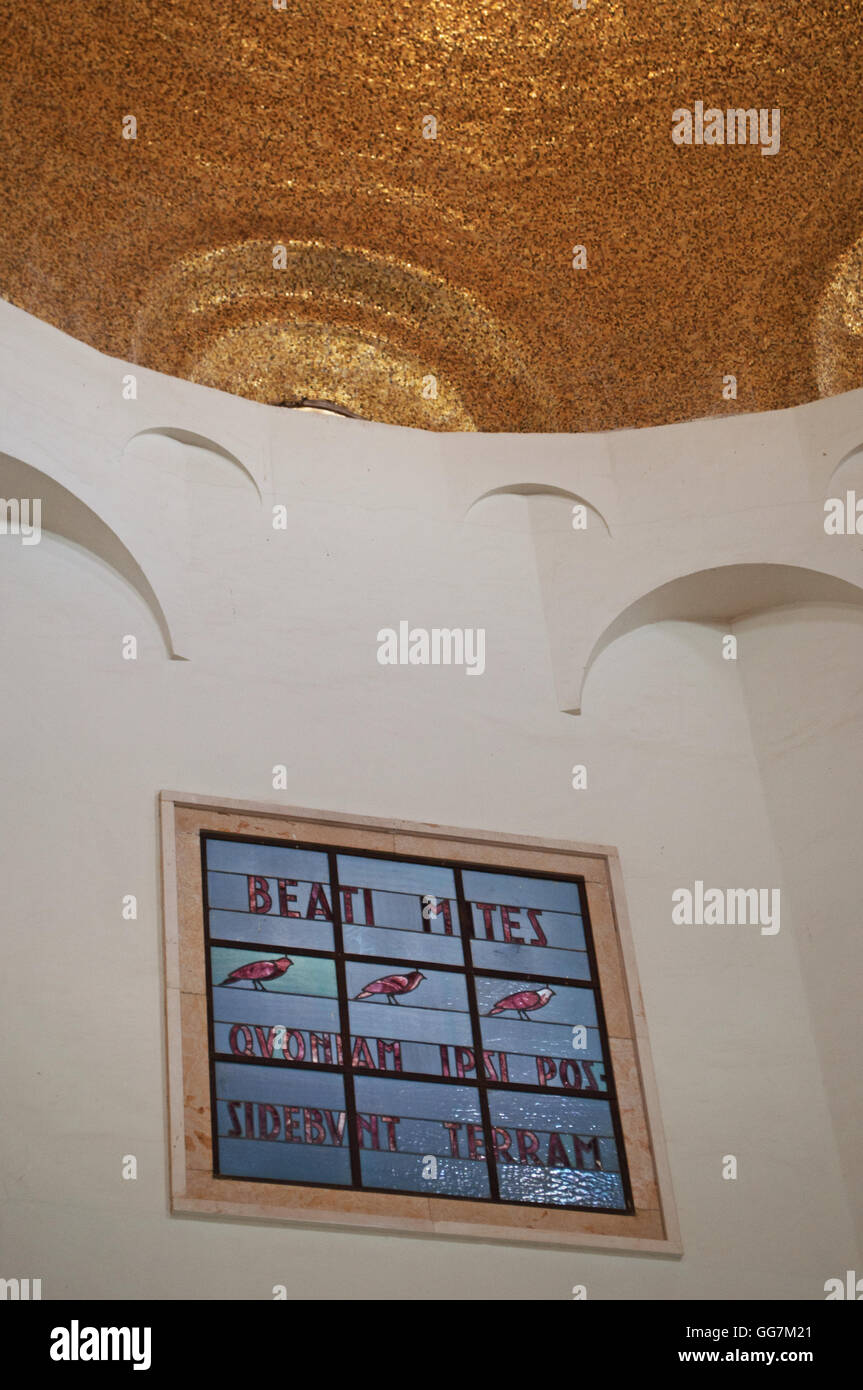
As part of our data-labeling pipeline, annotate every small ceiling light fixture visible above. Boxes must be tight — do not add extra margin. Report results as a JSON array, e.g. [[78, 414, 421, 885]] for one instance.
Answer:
[[277, 397, 362, 419]]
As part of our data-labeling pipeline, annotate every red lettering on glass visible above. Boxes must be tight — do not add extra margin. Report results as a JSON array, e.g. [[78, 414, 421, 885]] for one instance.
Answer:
[[533, 1057, 600, 1091], [526, 908, 548, 946], [258, 1103, 280, 1140], [481, 1050, 510, 1082], [376, 1039, 402, 1071], [468, 902, 548, 945], [492, 1127, 515, 1163], [356, 1113, 399, 1151], [307, 882, 333, 921], [547, 1132, 570, 1167], [304, 1109, 326, 1144], [474, 903, 497, 939], [379, 1116, 399, 1152], [309, 1031, 333, 1065], [516, 1129, 543, 1165], [351, 1036, 375, 1069], [500, 905, 526, 944], [423, 897, 453, 934], [560, 1059, 582, 1090], [536, 1056, 557, 1086], [229, 1023, 254, 1056], [253, 1025, 279, 1058], [247, 875, 272, 914], [325, 1110, 346, 1145], [572, 1134, 602, 1169], [282, 1106, 300, 1142], [356, 1113, 379, 1149], [282, 1028, 305, 1062], [454, 1046, 475, 1078], [466, 1124, 485, 1160], [581, 1060, 600, 1091], [442, 1120, 461, 1156], [277, 879, 301, 917]]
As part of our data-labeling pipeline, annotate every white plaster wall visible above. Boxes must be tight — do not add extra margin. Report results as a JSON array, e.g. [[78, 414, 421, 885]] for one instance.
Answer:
[[0, 302, 859, 1299], [736, 606, 863, 1252]]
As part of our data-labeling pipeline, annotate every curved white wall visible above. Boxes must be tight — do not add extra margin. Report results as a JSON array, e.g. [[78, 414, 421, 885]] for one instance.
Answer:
[[0, 301, 860, 1299]]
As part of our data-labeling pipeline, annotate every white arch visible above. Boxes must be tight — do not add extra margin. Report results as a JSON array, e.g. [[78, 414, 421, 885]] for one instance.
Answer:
[[574, 562, 863, 714], [0, 451, 183, 659]]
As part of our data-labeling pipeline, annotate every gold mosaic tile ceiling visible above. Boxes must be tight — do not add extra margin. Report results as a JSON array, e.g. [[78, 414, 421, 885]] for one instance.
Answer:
[[1, 1, 862, 431]]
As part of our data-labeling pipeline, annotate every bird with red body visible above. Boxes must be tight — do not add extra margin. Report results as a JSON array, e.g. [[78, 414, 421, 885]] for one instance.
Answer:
[[487, 986, 555, 1021], [219, 955, 293, 991], [354, 969, 425, 1004]]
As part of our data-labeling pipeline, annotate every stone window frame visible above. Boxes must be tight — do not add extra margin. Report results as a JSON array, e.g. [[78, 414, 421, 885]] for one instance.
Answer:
[[161, 790, 681, 1253]]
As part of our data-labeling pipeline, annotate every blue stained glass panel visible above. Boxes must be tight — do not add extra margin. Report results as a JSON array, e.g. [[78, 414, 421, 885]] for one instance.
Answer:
[[211, 948, 341, 1064], [462, 869, 583, 914], [341, 886, 463, 966], [343, 921, 463, 967], [206, 873, 335, 953], [214, 1062, 352, 1185], [205, 837, 336, 952], [487, 1090, 626, 1210], [468, 900, 585, 951], [336, 854, 463, 965], [464, 869, 588, 981], [346, 959, 466, 1012], [347, 960, 472, 1074], [207, 871, 335, 921], [207, 907, 335, 954], [207, 838, 331, 882], [476, 977, 608, 1094], [211, 946, 336, 997], [336, 854, 456, 898], [352, 1076, 490, 1198], [470, 936, 590, 981]]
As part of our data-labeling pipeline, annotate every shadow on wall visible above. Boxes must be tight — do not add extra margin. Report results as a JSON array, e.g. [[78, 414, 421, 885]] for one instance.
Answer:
[[467, 483, 613, 536], [0, 451, 181, 659], [124, 428, 263, 501], [827, 442, 863, 509], [581, 564, 863, 713]]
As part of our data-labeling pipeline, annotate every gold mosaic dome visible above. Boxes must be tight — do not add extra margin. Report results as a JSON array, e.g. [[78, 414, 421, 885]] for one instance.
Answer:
[[1, 0, 861, 430]]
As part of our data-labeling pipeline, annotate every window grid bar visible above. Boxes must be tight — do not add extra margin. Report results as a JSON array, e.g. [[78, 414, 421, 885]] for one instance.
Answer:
[[327, 847, 363, 1190], [454, 864, 501, 1200]]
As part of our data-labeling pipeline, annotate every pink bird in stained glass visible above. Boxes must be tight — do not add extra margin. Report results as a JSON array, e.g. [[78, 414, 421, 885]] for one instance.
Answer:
[[487, 986, 555, 1021], [354, 969, 425, 1004], [219, 956, 293, 991]]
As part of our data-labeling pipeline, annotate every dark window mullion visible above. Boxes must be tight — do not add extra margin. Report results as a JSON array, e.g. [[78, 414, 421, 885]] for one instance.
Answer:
[[454, 867, 500, 1202], [329, 850, 363, 1189], [202, 836, 223, 1176]]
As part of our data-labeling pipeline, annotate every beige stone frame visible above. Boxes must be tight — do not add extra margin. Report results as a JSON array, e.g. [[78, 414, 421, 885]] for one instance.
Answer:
[[161, 791, 681, 1254]]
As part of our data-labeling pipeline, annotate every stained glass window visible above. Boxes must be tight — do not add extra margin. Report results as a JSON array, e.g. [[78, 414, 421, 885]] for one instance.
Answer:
[[203, 833, 633, 1213]]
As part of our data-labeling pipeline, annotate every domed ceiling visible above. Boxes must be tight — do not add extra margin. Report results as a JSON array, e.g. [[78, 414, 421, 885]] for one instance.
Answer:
[[1, 1, 862, 431]]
